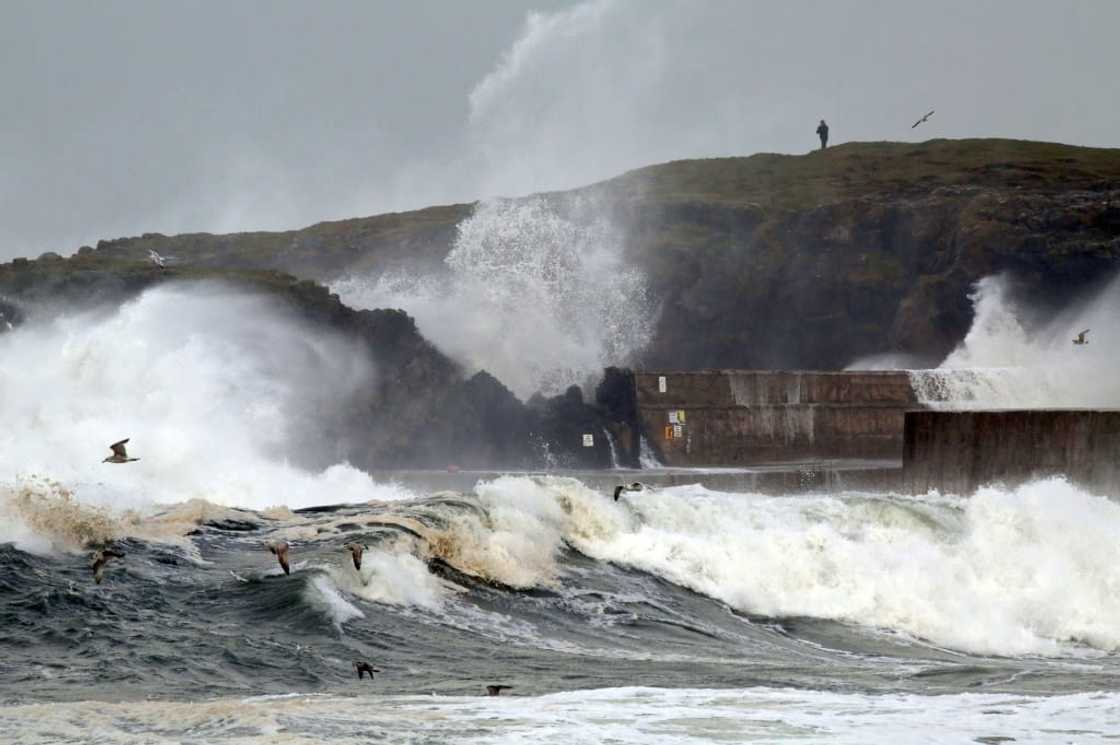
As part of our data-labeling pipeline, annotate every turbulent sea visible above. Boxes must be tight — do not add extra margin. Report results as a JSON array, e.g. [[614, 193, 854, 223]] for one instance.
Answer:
[[3, 474, 1120, 743], [3, 282, 1120, 742]]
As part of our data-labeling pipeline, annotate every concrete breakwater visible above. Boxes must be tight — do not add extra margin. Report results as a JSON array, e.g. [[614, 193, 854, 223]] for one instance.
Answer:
[[903, 409, 1120, 495], [634, 370, 917, 466]]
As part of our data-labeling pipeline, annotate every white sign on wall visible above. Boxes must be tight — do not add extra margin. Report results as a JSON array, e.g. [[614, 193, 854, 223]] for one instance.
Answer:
[[668, 410, 679, 424], [582, 434, 594, 447], [658, 375, 667, 393]]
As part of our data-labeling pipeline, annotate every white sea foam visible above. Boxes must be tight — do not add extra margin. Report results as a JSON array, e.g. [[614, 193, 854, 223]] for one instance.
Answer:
[[304, 574, 364, 626], [333, 197, 654, 397], [2, 686, 1117, 744], [448, 475, 1120, 656], [910, 273, 1120, 408], [329, 547, 447, 610], [0, 284, 415, 514]]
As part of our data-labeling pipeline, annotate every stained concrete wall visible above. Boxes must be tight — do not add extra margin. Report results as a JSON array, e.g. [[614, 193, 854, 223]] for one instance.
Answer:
[[635, 370, 918, 466], [903, 409, 1120, 495]]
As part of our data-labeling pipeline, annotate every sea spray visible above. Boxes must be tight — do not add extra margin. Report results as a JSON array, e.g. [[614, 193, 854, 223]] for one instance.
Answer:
[[0, 284, 410, 511], [459, 475, 1120, 656], [329, 547, 448, 609], [334, 197, 655, 398], [638, 435, 663, 468], [909, 274, 1120, 408], [304, 574, 365, 627]]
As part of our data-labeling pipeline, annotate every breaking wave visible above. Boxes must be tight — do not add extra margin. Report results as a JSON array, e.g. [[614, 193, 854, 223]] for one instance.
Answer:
[[334, 197, 655, 397], [0, 283, 412, 511], [394, 475, 1120, 656], [910, 274, 1120, 408]]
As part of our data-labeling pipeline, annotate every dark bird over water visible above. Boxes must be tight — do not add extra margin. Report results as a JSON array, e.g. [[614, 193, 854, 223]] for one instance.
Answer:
[[344, 543, 364, 572], [912, 110, 935, 128], [613, 482, 644, 501], [354, 660, 380, 680], [90, 548, 125, 584], [1073, 329, 1090, 345], [486, 684, 512, 696], [103, 438, 140, 464], [267, 541, 291, 575]]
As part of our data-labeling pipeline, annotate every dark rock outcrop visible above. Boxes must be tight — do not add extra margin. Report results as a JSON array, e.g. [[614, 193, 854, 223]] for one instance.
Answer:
[[596, 366, 641, 467], [530, 385, 613, 469]]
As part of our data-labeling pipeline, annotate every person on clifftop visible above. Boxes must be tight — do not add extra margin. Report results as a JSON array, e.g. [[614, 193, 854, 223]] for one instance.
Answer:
[[816, 119, 829, 150]]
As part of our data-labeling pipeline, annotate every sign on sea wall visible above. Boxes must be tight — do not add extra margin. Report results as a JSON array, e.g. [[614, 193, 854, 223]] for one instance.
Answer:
[[634, 370, 919, 467]]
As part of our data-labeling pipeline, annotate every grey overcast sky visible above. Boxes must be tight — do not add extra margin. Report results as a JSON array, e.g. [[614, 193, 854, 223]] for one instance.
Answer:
[[2, 0, 1118, 260]]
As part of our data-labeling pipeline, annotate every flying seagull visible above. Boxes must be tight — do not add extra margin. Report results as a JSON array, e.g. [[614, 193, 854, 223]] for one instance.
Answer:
[[267, 541, 291, 575], [91, 548, 125, 584], [344, 543, 364, 572], [353, 660, 380, 680], [148, 250, 166, 269], [103, 438, 140, 463], [912, 110, 935, 128], [486, 684, 512, 696], [1073, 329, 1090, 345], [612, 482, 644, 501]]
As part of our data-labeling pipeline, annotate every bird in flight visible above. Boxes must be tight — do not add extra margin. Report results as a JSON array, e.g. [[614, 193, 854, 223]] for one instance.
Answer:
[[103, 438, 140, 463], [912, 110, 935, 128], [148, 249, 166, 269], [91, 548, 125, 584], [612, 482, 644, 501], [1073, 329, 1090, 345], [344, 543, 364, 572], [353, 660, 380, 680], [267, 541, 291, 575]]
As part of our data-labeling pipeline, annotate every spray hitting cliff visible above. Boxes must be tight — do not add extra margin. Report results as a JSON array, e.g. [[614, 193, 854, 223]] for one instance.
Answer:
[[1, 139, 1118, 467]]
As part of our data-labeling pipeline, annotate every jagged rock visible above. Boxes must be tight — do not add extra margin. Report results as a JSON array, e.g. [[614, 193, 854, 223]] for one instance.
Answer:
[[596, 367, 640, 467], [533, 385, 612, 469]]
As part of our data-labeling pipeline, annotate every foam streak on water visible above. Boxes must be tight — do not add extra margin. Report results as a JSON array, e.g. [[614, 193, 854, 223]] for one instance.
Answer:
[[2, 687, 1118, 744]]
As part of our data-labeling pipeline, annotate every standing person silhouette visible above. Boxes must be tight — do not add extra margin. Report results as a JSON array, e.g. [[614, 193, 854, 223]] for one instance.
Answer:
[[816, 119, 829, 150]]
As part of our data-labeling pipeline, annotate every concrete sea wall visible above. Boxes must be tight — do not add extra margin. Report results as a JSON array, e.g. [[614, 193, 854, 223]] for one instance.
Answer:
[[635, 370, 918, 466], [903, 409, 1120, 495]]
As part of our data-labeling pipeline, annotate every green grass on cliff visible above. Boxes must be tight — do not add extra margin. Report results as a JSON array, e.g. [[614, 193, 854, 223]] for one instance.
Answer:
[[3, 138, 1118, 280], [598, 139, 1120, 210]]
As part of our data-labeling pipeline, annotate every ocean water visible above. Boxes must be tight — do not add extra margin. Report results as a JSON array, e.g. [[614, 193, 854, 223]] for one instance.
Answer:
[[3, 282, 1120, 742], [3, 474, 1120, 743]]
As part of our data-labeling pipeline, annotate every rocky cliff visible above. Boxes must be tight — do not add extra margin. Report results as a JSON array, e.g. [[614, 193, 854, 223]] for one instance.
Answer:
[[605, 139, 1120, 368], [3, 138, 1118, 467], [62, 139, 1120, 370]]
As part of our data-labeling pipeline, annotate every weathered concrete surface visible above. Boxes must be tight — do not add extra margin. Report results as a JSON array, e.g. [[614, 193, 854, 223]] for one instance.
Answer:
[[903, 409, 1120, 495], [635, 370, 918, 466]]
